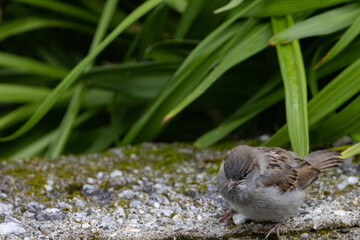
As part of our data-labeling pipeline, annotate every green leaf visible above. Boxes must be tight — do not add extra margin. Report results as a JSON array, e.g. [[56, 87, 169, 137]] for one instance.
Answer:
[[85, 126, 119, 154], [45, 84, 84, 157], [0, 52, 68, 78], [163, 23, 272, 123], [195, 87, 284, 148], [214, 0, 244, 14], [45, 0, 120, 157], [146, 40, 198, 62], [14, 0, 99, 23], [8, 111, 94, 160], [316, 40, 360, 79], [314, 13, 360, 69], [271, 15, 309, 157], [83, 62, 178, 99], [310, 95, 360, 143], [126, 3, 169, 60], [0, 104, 37, 131], [270, 3, 360, 45], [122, 1, 264, 144], [0, 84, 51, 103], [243, 0, 354, 17], [174, 0, 205, 39], [341, 142, 360, 159], [121, 11, 246, 144], [265, 57, 360, 147], [0, 17, 93, 42], [166, 0, 188, 13], [0, 0, 165, 141]]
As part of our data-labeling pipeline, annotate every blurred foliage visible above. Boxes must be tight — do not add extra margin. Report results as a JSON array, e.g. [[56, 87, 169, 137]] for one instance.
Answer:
[[0, 0, 359, 159]]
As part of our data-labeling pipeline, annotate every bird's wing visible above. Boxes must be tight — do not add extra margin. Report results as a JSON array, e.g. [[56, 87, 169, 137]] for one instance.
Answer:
[[256, 147, 320, 191]]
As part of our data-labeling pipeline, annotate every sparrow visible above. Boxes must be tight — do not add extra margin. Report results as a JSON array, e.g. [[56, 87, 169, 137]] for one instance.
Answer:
[[217, 145, 342, 239]]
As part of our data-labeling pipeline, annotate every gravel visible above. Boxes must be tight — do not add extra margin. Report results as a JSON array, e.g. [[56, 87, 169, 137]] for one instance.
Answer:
[[0, 222, 26, 235], [0, 142, 359, 239]]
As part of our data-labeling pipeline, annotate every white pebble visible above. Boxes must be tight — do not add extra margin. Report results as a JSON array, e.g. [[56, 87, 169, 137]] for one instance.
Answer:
[[232, 213, 247, 225], [338, 176, 359, 190], [96, 172, 104, 179], [313, 207, 322, 214], [0, 222, 26, 235], [113, 206, 125, 216], [90, 220, 98, 226], [46, 179, 54, 185], [110, 170, 123, 178], [197, 215, 203, 221], [259, 134, 270, 142], [172, 214, 180, 221], [44, 185, 53, 191], [300, 233, 309, 239], [0, 203, 13, 215], [154, 202, 160, 209], [196, 173, 205, 179], [82, 223, 90, 229], [75, 199, 86, 208], [87, 177, 95, 184], [334, 210, 346, 216]]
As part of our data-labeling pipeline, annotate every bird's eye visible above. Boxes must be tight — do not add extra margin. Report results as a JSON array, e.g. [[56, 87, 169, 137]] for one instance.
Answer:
[[242, 171, 248, 178]]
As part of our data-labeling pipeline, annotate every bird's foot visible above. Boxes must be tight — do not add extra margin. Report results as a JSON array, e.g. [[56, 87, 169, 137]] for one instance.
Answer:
[[264, 222, 281, 239], [219, 209, 236, 223]]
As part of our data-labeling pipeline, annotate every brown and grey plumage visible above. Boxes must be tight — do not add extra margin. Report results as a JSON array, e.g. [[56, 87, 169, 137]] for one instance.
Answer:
[[217, 145, 342, 238]]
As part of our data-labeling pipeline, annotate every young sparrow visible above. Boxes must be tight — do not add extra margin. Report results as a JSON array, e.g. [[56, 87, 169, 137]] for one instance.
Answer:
[[217, 145, 342, 239]]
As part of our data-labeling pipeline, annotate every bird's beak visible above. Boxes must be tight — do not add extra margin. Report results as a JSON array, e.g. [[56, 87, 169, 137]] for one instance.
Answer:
[[227, 179, 237, 191]]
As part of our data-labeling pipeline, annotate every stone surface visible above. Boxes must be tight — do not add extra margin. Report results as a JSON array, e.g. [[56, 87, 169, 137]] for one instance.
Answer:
[[0, 202, 13, 216], [0, 142, 359, 239], [232, 213, 247, 225], [337, 176, 359, 190], [0, 222, 26, 235], [36, 208, 66, 221]]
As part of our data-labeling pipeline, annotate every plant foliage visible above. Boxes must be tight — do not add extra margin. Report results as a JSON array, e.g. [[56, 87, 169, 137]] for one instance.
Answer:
[[0, 0, 359, 159]]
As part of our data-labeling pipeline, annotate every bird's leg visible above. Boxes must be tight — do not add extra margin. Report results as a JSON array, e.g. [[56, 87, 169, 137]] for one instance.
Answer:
[[264, 222, 281, 239], [219, 209, 236, 223]]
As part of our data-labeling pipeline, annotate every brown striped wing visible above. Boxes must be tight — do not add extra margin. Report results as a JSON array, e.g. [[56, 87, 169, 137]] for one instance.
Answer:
[[256, 147, 321, 191]]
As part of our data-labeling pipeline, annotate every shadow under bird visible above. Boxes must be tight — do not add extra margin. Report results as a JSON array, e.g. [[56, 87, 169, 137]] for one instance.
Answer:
[[217, 145, 343, 239]]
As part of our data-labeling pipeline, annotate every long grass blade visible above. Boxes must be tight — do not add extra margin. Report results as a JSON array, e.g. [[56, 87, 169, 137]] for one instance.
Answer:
[[316, 40, 360, 79], [45, 84, 84, 157], [311, 95, 360, 143], [0, 104, 37, 131], [0, 84, 50, 103], [174, 0, 204, 39], [243, 0, 353, 17], [195, 87, 284, 148], [163, 23, 272, 123], [0, 17, 93, 42], [166, 0, 187, 13], [341, 142, 360, 159], [14, 0, 99, 23], [270, 3, 360, 45], [314, 14, 360, 69], [0, 0, 164, 142], [45, 0, 120, 157], [214, 0, 244, 14], [271, 15, 309, 157], [265, 57, 360, 147], [9, 111, 94, 160], [122, 0, 263, 144], [0, 52, 68, 78]]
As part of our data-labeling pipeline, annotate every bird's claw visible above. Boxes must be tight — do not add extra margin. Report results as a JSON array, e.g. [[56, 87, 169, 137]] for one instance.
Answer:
[[219, 209, 236, 223], [264, 222, 281, 239]]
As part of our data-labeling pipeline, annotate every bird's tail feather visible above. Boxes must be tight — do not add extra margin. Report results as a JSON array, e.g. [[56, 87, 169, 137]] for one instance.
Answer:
[[305, 150, 342, 171]]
